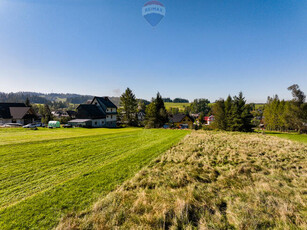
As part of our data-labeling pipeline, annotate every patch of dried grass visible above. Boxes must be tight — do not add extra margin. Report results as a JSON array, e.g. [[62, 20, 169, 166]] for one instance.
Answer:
[[57, 131, 307, 230]]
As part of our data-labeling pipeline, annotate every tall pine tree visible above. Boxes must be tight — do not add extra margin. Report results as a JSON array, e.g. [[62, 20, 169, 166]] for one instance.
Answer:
[[120, 88, 138, 126], [145, 93, 168, 128], [212, 99, 226, 130], [25, 97, 31, 107]]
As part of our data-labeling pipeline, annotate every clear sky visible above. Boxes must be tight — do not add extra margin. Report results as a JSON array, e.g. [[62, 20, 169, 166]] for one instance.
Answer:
[[0, 0, 306, 102]]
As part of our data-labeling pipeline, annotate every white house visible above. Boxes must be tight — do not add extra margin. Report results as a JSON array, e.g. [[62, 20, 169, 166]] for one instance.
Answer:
[[68, 97, 117, 128]]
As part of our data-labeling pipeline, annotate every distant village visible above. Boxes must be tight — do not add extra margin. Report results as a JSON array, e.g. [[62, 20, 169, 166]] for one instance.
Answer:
[[0, 84, 306, 133], [0, 93, 215, 129]]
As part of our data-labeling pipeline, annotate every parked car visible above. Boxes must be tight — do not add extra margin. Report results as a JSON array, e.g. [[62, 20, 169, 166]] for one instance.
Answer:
[[23, 123, 37, 128], [35, 123, 45, 127], [23, 123, 45, 128], [4, 123, 23, 127]]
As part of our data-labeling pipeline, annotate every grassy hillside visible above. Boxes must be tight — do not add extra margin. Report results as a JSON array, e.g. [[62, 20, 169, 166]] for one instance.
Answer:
[[164, 102, 191, 111], [0, 128, 189, 229], [58, 131, 307, 229]]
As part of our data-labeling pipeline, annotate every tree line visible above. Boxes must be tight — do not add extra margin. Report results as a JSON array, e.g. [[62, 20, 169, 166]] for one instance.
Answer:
[[263, 84, 307, 133], [212, 92, 253, 132], [118, 88, 212, 128], [162, 98, 189, 103], [118, 88, 168, 128]]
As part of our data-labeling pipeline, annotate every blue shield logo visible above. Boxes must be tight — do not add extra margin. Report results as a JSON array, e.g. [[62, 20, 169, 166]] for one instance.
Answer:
[[142, 1, 166, 27]]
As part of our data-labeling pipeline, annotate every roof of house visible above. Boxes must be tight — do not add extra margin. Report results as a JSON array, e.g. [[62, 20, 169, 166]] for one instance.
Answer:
[[67, 110, 77, 117], [9, 107, 31, 119], [0, 103, 33, 119], [93, 97, 117, 108], [171, 114, 193, 123], [77, 104, 106, 119]]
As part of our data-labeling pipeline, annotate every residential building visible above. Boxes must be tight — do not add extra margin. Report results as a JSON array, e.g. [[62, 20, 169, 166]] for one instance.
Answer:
[[169, 113, 194, 129], [204, 115, 215, 125], [68, 97, 117, 128], [0, 103, 38, 125]]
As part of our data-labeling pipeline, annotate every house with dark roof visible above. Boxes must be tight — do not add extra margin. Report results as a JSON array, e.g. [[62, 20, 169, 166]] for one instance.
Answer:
[[68, 97, 117, 128], [0, 103, 38, 125], [169, 113, 194, 129]]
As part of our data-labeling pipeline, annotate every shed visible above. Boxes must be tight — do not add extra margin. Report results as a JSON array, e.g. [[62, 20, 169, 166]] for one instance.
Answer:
[[48, 121, 61, 128]]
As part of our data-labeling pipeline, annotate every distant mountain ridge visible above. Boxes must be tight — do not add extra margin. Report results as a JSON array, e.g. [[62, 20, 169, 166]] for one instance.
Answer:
[[0, 92, 121, 106]]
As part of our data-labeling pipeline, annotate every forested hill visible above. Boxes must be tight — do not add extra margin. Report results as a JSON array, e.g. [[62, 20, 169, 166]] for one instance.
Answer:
[[0, 92, 120, 106]]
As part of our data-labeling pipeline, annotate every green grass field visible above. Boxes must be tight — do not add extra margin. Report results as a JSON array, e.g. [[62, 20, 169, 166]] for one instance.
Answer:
[[267, 132, 307, 144], [255, 130, 307, 144], [254, 103, 265, 109], [164, 102, 191, 111], [0, 128, 189, 229]]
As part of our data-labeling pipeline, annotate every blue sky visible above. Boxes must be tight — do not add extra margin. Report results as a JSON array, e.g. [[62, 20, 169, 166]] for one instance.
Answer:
[[0, 0, 306, 102]]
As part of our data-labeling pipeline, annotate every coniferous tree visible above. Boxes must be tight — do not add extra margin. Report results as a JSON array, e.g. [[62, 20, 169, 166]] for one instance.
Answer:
[[137, 100, 146, 112], [145, 93, 168, 128], [120, 88, 138, 126], [145, 102, 157, 128], [25, 97, 31, 107], [212, 99, 226, 130], [155, 92, 168, 127], [212, 92, 253, 132], [224, 95, 233, 130]]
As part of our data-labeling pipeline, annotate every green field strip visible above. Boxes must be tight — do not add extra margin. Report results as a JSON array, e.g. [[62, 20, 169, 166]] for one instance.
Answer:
[[0, 128, 141, 146], [0, 129, 189, 229], [0, 130, 164, 207]]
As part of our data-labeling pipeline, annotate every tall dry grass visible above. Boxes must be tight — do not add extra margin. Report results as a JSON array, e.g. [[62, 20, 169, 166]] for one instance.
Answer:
[[57, 131, 307, 230]]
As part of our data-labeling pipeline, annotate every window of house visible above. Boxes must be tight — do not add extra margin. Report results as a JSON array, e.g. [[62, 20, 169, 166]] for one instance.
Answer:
[[95, 122, 97, 125], [111, 115, 113, 119]]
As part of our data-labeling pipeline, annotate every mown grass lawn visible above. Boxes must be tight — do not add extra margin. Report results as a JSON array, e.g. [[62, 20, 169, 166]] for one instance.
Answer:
[[0, 128, 189, 229]]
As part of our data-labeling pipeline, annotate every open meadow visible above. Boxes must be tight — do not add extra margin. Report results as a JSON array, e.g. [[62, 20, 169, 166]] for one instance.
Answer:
[[164, 102, 191, 111], [58, 131, 307, 230], [0, 128, 189, 229]]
